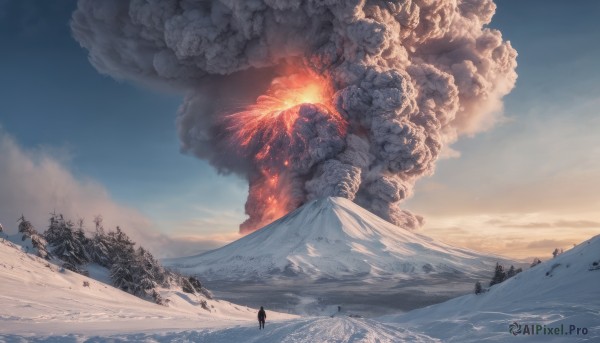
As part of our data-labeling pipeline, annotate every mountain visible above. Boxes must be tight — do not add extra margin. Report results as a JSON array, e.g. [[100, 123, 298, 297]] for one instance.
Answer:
[[166, 197, 512, 281], [381, 235, 600, 342]]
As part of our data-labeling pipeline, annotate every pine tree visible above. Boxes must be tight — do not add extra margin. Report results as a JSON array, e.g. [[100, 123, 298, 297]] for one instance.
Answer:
[[506, 265, 516, 279], [530, 257, 542, 267], [18, 215, 36, 240], [45, 215, 88, 266], [552, 248, 560, 258], [88, 217, 111, 267], [489, 263, 506, 286], [474, 281, 483, 295], [131, 247, 157, 297], [110, 249, 135, 292], [108, 227, 137, 292], [152, 289, 165, 305], [17, 215, 51, 260]]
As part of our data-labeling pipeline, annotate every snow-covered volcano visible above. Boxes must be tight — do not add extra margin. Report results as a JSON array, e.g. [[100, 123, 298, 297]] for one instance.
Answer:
[[166, 197, 509, 281]]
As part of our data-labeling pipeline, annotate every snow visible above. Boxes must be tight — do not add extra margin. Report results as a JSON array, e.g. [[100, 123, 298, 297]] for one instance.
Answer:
[[381, 235, 600, 342], [0, 237, 295, 337], [1, 216, 598, 342], [0, 233, 439, 342], [165, 197, 511, 281]]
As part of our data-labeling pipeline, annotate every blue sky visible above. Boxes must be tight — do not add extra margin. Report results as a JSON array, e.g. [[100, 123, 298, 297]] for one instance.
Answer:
[[1, 0, 599, 258]]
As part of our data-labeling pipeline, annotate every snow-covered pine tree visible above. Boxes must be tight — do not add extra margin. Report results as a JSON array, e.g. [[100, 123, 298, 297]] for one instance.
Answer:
[[110, 247, 135, 292], [18, 215, 36, 240], [152, 289, 165, 305], [506, 265, 516, 278], [131, 247, 157, 297], [44, 213, 65, 245], [75, 218, 90, 262], [108, 226, 137, 292], [45, 215, 88, 266], [474, 281, 483, 295], [489, 263, 506, 286], [88, 216, 111, 267], [18, 215, 51, 259], [31, 234, 50, 260]]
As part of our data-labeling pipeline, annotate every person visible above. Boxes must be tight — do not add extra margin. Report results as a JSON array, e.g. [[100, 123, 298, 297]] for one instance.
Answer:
[[258, 306, 266, 330]]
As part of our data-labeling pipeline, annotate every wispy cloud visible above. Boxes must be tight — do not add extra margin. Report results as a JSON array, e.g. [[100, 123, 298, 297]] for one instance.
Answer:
[[496, 219, 600, 229], [0, 128, 218, 258]]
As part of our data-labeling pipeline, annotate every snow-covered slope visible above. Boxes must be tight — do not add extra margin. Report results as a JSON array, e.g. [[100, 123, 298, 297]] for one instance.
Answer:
[[0, 237, 295, 336], [382, 235, 600, 342], [166, 197, 511, 281]]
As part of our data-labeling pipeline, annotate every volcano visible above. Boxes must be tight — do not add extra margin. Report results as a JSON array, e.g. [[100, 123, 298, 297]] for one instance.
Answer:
[[166, 197, 511, 282]]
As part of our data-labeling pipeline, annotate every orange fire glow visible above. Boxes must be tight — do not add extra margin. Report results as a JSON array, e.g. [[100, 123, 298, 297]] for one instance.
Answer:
[[226, 72, 344, 159], [227, 70, 346, 232]]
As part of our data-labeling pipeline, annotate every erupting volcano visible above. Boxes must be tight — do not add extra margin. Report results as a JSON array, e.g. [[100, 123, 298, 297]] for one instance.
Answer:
[[72, 0, 517, 234], [225, 72, 347, 232]]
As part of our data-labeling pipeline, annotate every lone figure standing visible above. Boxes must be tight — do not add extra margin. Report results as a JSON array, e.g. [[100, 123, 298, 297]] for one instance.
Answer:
[[258, 306, 267, 330]]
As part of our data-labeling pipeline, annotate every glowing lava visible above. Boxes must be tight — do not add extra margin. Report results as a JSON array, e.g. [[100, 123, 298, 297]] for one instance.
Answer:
[[225, 71, 346, 233], [227, 72, 342, 153]]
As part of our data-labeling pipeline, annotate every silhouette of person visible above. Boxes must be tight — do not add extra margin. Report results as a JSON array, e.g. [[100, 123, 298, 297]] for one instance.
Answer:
[[258, 306, 267, 330]]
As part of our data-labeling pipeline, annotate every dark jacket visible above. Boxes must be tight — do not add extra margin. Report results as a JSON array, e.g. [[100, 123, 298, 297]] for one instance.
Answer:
[[258, 309, 266, 321]]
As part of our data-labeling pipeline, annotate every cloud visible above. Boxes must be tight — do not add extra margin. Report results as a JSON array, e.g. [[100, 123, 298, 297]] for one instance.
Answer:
[[526, 239, 577, 250], [405, 103, 600, 218], [553, 220, 600, 228], [0, 129, 217, 258], [496, 219, 600, 229]]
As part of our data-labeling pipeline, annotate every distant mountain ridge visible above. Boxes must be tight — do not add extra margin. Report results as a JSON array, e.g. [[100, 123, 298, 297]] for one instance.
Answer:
[[166, 197, 513, 281]]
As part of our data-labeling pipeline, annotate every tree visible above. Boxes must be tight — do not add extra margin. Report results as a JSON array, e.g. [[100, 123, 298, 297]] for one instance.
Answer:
[[530, 257, 542, 267], [88, 216, 111, 267], [110, 249, 135, 292], [152, 289, 165, 305], [45, 214, 88, 266], [18, 215, 36, 240], [552, 248, 560, 258], [506, 265, 516, 279], [474, 281, 483, 295], [130, 247, 158, 297], [489, 263, 506, 286], [18, 215, 50, 260], [108, 227, 137, 292]]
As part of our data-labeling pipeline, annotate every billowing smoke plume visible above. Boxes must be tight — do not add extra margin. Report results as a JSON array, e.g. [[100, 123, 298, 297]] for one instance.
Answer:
[[71, 0, 517, 233]]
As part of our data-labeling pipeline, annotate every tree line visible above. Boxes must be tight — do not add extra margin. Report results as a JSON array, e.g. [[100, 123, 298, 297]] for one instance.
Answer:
[[13, 214, 210, 307]]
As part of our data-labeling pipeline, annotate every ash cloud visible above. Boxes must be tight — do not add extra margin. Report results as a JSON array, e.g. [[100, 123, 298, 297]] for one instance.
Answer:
[[71, 0, 517, 232]]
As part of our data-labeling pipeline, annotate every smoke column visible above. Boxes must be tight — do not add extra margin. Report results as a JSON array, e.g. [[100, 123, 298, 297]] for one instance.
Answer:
[[71, 0, 517, 233]]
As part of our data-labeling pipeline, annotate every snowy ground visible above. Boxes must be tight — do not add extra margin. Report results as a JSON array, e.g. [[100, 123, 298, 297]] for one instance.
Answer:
[[2, 230, 598, 342], [381, 235, 600, 342], [0, 237, 294, 339], [0, 317, 437, 342]]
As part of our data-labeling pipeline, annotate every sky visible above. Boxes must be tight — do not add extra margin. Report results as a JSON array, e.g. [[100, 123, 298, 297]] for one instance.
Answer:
[[0, 0, 599, 259]]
